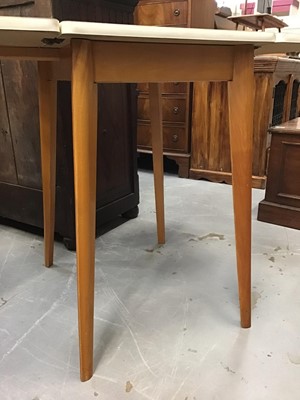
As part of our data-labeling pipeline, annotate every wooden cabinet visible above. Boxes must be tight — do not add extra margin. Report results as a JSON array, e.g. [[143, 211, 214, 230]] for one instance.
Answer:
[[0, 0, 139, 249], [190, 56, 300, 188], [134, 0, 216, 178], [257, 118, 300, 229]]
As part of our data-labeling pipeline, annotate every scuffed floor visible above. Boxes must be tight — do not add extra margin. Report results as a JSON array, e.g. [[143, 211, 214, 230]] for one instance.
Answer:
[[1, 170, 300, 400]]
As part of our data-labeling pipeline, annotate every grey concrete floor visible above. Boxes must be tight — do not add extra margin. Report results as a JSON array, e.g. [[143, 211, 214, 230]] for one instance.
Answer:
[[1, 170, 300, 400]]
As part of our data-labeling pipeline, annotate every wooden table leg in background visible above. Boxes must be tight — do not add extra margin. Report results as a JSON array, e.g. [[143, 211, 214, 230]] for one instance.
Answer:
[[37, 61, 57, 268], [71, 40, 98, 382], [228, 45, 253, 328], [149, 83, 165, 244]]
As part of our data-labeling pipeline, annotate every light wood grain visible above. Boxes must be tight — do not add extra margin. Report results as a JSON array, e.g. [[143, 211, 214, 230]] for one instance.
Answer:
[[93, 41, 234, 83], [228, 45, 253, 329], [71, 39, 98, 382], [37, 61, 57, 267]]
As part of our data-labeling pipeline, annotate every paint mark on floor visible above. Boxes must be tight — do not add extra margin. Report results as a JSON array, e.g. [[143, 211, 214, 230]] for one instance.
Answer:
[[198, 233, 225, 241], [252, 291, 262, 309], [288, 353, 300, 365], [188, 348, 197, 353], [125, 381, 133, 393], [220, 362, 236, 374]]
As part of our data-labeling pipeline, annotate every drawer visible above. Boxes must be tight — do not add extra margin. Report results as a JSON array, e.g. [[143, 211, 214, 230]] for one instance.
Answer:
[[137, 82, 188, 94], [134, 1, 187, 26], [138, 96, 187, 123], [137, 122, 188, 152]]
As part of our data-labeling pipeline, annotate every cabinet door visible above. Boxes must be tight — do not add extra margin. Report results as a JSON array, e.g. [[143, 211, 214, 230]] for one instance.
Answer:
[[0, 0, 49, 189], [0, 1, 52, 17], [0, 65, 17, 184], [1, 60, 42, 189]]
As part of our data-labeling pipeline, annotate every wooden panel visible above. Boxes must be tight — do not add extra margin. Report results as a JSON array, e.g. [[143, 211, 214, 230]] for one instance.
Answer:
[[138, 96, 187, 122], [252, 72, 273, 177], [134, 0, 187, 26], [191, 81, 231, 173], [138, 81, 187, 94], [258, 119, 300, 229], [1, 60, 42, 188], [0, 0, 53, 189], [96, 83, 136, 205], [264, 132, 300, 208], [53, 0, 135, 24], [93, 42, 234, 83], [189, 0, 216, 28], [0, 65, 17, 184], [138, 121, 187, 152]]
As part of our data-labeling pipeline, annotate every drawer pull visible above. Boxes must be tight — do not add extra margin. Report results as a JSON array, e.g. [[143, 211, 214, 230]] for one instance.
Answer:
[[173, 107, 179, 115], [173, 9, 181, 16], [172, 134, 179, 142]]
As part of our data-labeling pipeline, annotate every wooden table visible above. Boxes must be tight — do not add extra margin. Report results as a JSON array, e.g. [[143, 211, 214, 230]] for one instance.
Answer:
[[228, 13, 288, 31], [0, 18, 275, 381]]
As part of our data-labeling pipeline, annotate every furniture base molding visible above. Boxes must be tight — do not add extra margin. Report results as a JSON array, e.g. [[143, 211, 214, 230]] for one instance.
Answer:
[[258, 201, 300, 230], [138, 148, 190, 178], [165, 154, 190, 178], [189, 169, 266, 189]]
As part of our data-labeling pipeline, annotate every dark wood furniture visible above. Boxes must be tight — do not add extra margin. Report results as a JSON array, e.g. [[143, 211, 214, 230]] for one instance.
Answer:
[[228, 13, 288, 32], [0, 0, 139, 249], [257, 117, 300, 229], [134, 0, 216, 178], [190, 55, 300, 188]]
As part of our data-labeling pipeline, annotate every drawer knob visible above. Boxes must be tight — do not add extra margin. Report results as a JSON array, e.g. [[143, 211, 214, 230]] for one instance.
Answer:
[[172, 134, 179, 142], [173, 9, 181, 16], [173, 106, 179, 115]]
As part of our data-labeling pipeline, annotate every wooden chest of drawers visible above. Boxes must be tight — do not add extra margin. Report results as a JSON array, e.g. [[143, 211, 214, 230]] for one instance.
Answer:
[[134, 0, 216, 177]]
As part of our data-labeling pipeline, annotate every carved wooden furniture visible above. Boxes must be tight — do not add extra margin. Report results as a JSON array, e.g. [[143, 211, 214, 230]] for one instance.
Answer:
[[0, 0, 139, 249], [134, 0, 216, 178], [257, 117, 300, 229], [0, 16, 276, 381], [190, 55, 300, 189]]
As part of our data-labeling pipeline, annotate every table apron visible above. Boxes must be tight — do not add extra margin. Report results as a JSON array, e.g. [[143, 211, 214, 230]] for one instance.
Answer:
[[91, 40, 236, 83]]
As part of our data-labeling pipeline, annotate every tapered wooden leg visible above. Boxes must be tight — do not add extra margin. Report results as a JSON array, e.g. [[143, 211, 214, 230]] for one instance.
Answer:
[[228, 46, 253, 328], [37, 62, 57, 268], [71, 40, 98, 382], [149, 83, 165, 244]]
